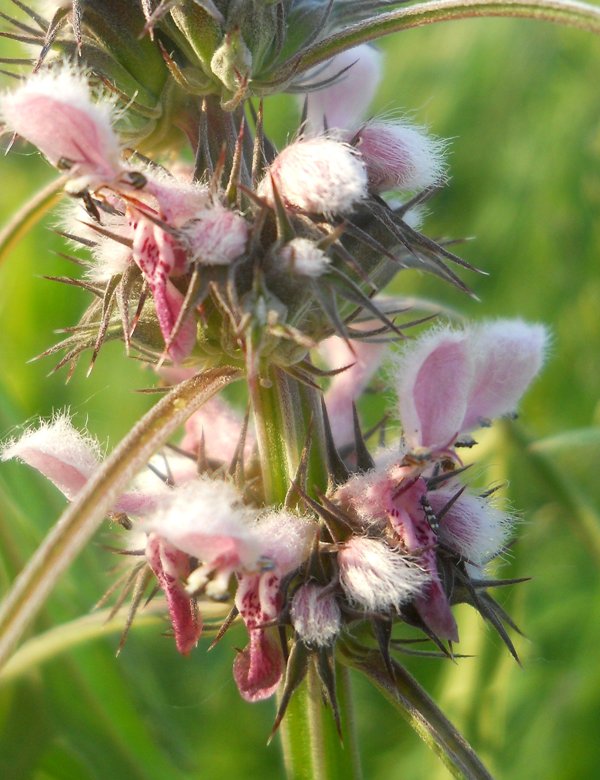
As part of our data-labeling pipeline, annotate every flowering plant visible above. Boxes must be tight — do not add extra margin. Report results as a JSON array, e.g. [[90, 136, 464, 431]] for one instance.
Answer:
[[1, 1, 599, 778]]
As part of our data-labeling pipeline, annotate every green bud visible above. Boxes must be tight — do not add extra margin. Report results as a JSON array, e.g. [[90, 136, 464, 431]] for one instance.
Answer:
[[210, 28, 252, 97]]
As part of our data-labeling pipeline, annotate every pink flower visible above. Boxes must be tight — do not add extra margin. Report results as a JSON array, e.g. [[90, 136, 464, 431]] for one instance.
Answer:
[[0, 415, 164, 515], [354, 120, 447, 193], [1, 67, 122, 192], [257, 137, 368, 216], [279, 238, 331, 277], [0, 416, 207, 655], [139, 478, 260, 600], [233, 511, 316, 701], [428, 487, 513, 566], [338, 465, 458, 640], [396, 320, 549, 452], [117, 174, 210, 362], [300, 44, 383, 136]]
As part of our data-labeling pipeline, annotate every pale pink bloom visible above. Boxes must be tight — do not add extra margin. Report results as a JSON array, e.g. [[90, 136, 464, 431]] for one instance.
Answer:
[[338, 536, 427, 613], [181, 396, 255, 464], [290, 583, 341, 647], [181, 204, 248, 265], [1, 67, 122, 192], [396, 320, 549, 452], [300, 44, 383, 136], [139, 478, 260, 600], [257, 137, 368, 216], [279, 237, 330, 277], [428, 488, 513, 566], [338, 464, 458, 640], [0, 415, 163, 515], [233, 511, 316, 701], [355, 120, 447, 193], [319, 334, 386, 449]]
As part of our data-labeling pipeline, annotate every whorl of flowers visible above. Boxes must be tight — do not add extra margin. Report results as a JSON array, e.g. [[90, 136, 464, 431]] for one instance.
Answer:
[[0, 0, 558, 750]]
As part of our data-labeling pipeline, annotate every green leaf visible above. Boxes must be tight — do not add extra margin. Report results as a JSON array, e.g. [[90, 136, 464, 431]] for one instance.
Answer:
[[283, 0, 600, 78], [0, 176, 65, 267]]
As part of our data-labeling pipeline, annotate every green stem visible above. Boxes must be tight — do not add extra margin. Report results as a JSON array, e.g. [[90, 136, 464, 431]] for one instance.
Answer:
[[0, 367, 241, 671], [278, 662, 363, 780], [336, 665, 363, 780], [290, 0, 600, 75], [0, 600, 230, 686], [275, 370, 330, 498], [248, 366, 291, 504]]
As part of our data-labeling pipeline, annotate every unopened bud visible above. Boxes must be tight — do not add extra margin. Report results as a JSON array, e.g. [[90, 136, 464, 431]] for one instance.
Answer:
[[279, 238, 330, 277], [258, 138, 368, 216], [355, 121, 447, 193], [290, 583, 341, 647], [181, 204, 249, 265]]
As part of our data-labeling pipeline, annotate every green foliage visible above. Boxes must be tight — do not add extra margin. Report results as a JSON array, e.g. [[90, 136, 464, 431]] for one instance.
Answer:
[[1, 5, 600, 779]]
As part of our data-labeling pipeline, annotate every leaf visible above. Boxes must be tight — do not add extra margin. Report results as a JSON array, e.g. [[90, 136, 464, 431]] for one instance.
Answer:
[[0, 176, 65, 266], [505, 422, 600, 563], [285, 0, 600, 78], [0, 366, 242, 670]]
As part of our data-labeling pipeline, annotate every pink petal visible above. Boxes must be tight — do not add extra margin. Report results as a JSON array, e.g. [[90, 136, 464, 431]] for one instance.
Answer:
[[301, 44, 382, 136], [146, 534, 201, 655], [321, 335, 386, 448], [429, 488, 512, 566], [415, 583, 459, 642], [385, 476, 458, 641], [355, 121, 447, 193], [462, 320, 548, 432], [232, 628, 283, 702], [1, 415, 100, 500], [132, 219, 195, 362], [397, 328, 472, 450], [140, 479, 259, 571], [258, 138, 368, 216], [1, 68, 121, 187]]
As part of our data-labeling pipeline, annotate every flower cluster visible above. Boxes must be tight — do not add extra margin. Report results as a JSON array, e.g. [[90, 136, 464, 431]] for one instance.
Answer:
[[2, 318, 547, 706], [0, 0, 553, 744]]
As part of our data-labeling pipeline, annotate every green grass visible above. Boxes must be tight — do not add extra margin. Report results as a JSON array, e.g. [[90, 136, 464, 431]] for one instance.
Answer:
[[1, 4, 600, 779]]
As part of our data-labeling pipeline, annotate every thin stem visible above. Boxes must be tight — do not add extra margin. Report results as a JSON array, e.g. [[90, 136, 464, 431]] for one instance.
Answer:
[[0, 367, 241, 671], [289, 0, 600, 75], [0, 600, 231, 685]]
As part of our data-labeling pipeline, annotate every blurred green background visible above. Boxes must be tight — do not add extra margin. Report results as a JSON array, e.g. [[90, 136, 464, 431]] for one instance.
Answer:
[[1, 3, 600, 779]]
